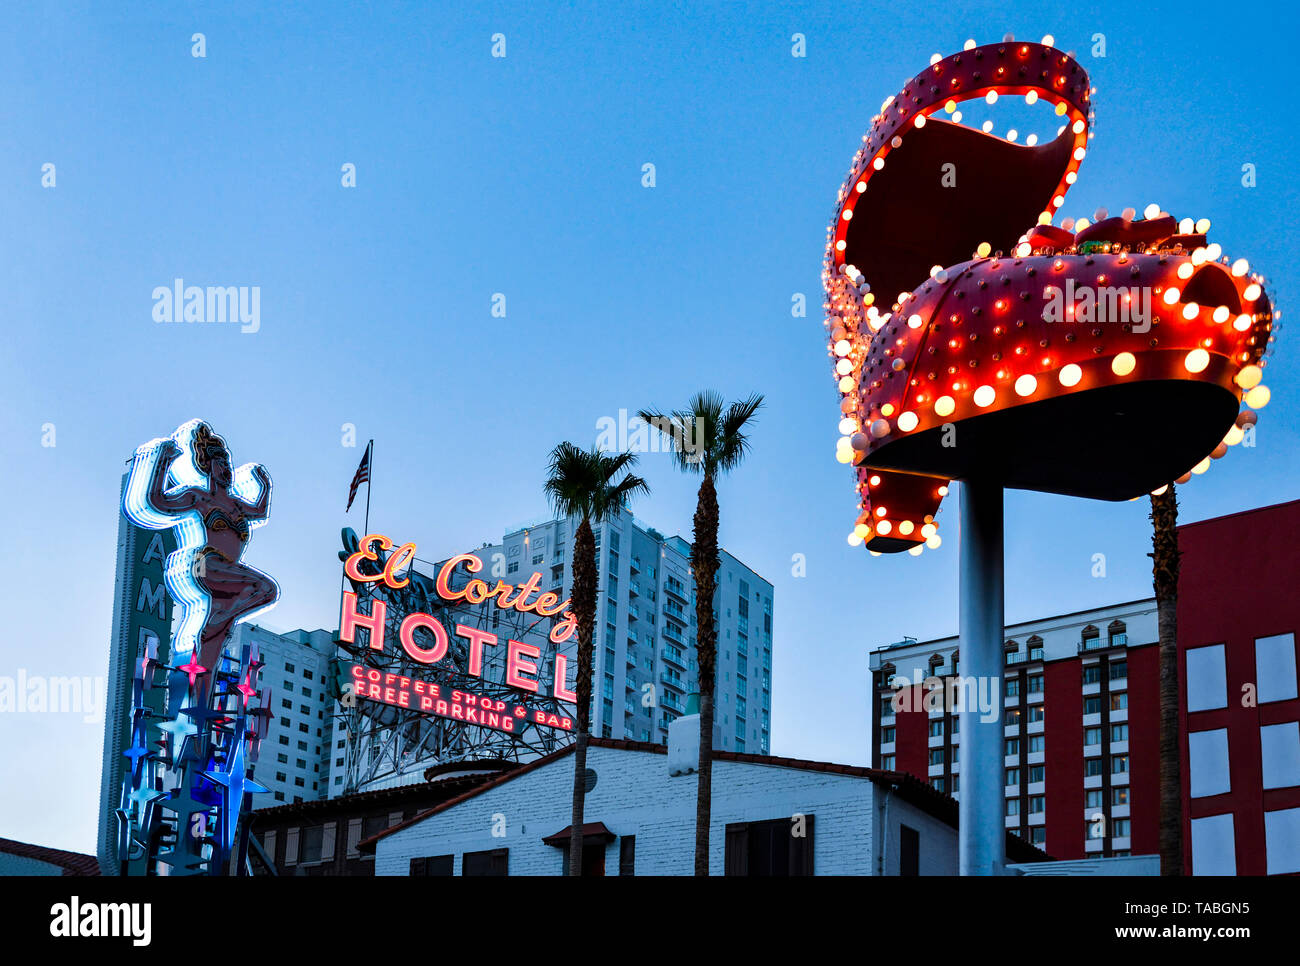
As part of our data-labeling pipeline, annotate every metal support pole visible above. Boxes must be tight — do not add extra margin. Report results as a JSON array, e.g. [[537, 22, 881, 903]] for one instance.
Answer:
[[958, 479, 1006, 875]]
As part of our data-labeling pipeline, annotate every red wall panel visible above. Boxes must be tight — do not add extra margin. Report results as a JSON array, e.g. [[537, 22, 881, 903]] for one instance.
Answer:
[[1045, 659, 1084, 858]]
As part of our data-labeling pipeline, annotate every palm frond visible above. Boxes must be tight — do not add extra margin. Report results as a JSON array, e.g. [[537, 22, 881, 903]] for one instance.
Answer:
[[640, 390, 763, 476], [544, 441, 649, 525]]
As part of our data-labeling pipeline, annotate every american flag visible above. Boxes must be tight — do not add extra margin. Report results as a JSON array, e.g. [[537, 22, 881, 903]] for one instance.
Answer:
[[346, 442, 372, 512]]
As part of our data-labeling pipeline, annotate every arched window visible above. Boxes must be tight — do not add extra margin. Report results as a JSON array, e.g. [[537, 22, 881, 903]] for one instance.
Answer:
[[878, 662, 896, 688], [1108, 620, 1128, 647], [1027, 634, 1044, 661], [1004, 639, 1020, 666], [1081, 624, 1100, 651]]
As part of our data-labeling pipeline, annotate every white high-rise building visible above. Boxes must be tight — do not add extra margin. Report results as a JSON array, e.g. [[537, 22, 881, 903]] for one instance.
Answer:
[[230, 624, 336, 807], [501, 509, 774, 753]]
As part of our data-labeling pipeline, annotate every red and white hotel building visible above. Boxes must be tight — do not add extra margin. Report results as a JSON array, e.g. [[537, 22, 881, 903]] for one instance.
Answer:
[[870, 499, 1300, 874]]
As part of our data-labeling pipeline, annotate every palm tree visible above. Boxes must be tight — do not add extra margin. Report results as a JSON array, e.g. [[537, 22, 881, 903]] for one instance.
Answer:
[[638, 391, 763, 875], [544, 442, 649, 876], [1149, 483, 1183, 875]]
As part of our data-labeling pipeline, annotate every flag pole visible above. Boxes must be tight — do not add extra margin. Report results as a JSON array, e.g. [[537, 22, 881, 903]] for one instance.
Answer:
[[362, 439, 373, 535]]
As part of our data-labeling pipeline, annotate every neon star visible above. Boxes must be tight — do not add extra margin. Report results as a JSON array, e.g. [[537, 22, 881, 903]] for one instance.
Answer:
[[178, 654, 208, 688]]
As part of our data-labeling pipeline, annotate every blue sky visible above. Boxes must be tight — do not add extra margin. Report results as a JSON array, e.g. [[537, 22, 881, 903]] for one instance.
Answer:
[[1, 1, 1297, 852]]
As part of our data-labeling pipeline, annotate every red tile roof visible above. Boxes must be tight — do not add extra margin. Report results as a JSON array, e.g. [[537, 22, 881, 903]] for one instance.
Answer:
[[0, 837, 100, 876], [251, 761, 518, 822], [541, 822, 615, 846]]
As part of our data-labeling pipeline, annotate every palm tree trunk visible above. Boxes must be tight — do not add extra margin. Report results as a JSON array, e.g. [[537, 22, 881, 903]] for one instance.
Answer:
[[568, 730, 588, 876], [1149, 485, 1183, 875], [568, 516, 597, 875], [692, 472, 720, 875]]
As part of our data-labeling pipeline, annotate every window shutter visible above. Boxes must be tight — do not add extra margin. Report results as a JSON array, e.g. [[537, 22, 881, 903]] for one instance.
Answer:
[[428, 854, 453, 876], [790, 814, 815, 876], [346, 819, 362, 857], [463, 848, 510, 876], [321, 821, 336, 861], [388, 810, 404, 828], [284, 827, 299, 866], [491, 848, 509, 876], [262, 830, 277, 865], [724, 823, 748, 876]]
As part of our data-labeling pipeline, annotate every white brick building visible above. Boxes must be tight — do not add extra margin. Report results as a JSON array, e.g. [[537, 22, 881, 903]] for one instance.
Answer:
[[364, 731, 1046, 875]]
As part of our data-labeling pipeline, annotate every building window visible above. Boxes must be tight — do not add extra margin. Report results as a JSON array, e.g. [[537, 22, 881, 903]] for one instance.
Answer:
[[1027, 735, 1045, 753], [929, 749, 945, 766], [462, 848, 509, 876], [1006, 798, 1020, 817], [619, 836, 636, 876], [1111, 754, 1129, 774], [1028, 705, 1045, 723], [1028, 795, 1045, 814], [881, 726, 896, 744], [1112, 786, 1129, 806], [1004, 709, 1021, 726], [1028, 764, 1045, 783], [724, 816, 815, 876], [929, 720, 944, 737], [1110, 660, 1128, 681], [300, 826, 323, 864], [1083, 665, 1102, 685], [1030, 827, 1046, 845], [1004, 738, 1020, 756], [1112, 818, 1131, 838], [1086, 789, 1104, 808], [880, 754, 895, 770], [410, 855, 454, 876], [899, 824, 920, 877], [1005, 678, 1020, 697], [1084, 696, 1102, 715], [1110, 692, 1128, 711], [1111, 723, 1129, 742], [1085, 726, 1102, 745], [1027, 674, 1044, 693], [1085, 758, 1103, 778], [1005, 767, 1020, 786]]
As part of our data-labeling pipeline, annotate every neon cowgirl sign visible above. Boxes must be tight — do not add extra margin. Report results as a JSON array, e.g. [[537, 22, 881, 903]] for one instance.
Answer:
[[340, 534, 578, 726]]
